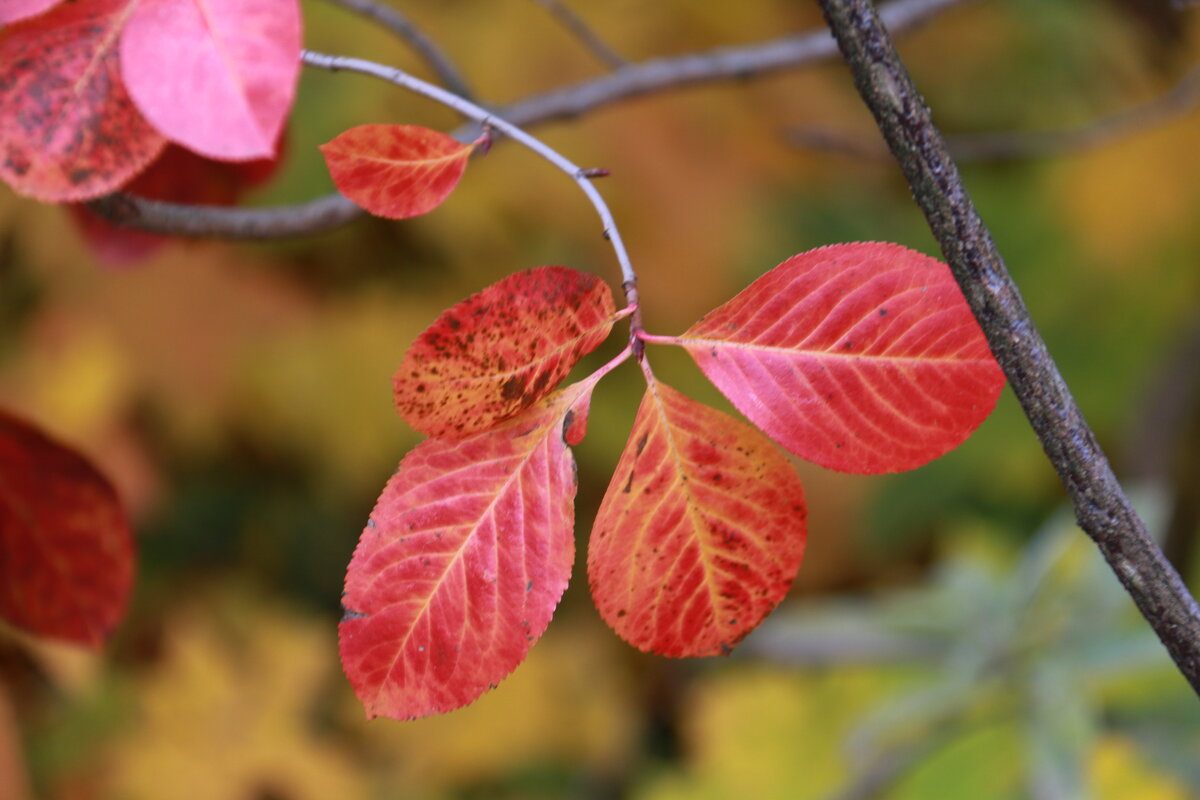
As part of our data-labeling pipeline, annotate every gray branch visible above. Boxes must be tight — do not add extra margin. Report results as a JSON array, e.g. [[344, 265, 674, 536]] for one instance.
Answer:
[[85, 0, 970, 239], [816, 0, 1200, 696]]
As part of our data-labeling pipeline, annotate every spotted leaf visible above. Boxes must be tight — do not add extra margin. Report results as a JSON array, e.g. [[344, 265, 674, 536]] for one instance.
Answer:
[[0, 0, 166, 201], [394, 266, 617, 439]]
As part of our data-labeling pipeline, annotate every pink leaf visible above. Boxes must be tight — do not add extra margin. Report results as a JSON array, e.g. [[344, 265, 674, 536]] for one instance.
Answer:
[[120, 0, 301, 160], [675, 243, 1005, 474], [0, 0, 62, 24], [320, 124, 478, 219], [340, 385, 591, 720], [0, 0, 166, 201]]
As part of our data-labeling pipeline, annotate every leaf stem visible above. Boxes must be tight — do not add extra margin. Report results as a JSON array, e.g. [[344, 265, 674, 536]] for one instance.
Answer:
[[300, 48, 646, 347]]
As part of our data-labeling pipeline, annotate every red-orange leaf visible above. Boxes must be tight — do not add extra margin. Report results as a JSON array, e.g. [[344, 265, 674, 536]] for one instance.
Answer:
[[675, 243, 1004, 474], [0, 411, 134, 647], [588, 380, 806, 658], [0, 0, 167, 201], [394, 266, 617, 439], [340, 385, 591, 719], [320, 124, 476, 219]]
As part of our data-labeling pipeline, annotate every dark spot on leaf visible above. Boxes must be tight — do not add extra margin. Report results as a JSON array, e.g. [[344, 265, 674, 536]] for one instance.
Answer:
[[341, 607, 367, 622], [879, 308, 888, 316], [446, 317, 461, 330], [622, 469, 635, 494], [634, 433, 648, 456], [500, 376, 523, 401]]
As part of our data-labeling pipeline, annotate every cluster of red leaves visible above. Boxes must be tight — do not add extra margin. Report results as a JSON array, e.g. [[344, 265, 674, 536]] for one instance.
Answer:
[[0, 412, 134, 647], [0, 0, 299, 260], [339, 244, 1006, 720]]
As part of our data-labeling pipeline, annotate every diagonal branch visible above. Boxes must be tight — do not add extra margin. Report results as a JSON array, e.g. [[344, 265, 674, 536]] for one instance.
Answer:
[[323, 0, 475, 101], [530, 0, 627, 69], [816, 0, 1200, 697], [788, 61, 1200, 163], [86, 0, 971, 239]]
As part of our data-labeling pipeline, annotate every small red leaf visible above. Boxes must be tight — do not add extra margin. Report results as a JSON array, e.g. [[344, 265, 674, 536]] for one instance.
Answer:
[[677, 243, 1005, 474], [340, 385, 590, 719], [0, 0, 167, 201], [69, 141, 286, 266], [394, 266, 617, 438], [320, 124, 476, 219], [0, 411, 134, 647], [120, 0, 301, 160], [0, 0, 62, 24], [588, 380, 806, 657]]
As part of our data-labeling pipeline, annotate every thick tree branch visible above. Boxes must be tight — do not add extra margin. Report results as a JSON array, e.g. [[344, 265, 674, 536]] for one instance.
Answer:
[[86, 0, 970, 239], [817, 0, 1200, 696]]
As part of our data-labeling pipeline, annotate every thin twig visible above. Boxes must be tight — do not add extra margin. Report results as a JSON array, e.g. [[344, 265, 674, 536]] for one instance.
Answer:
[[531, 0, 627, 69], [788, 61, 1200, 163], [86, 0, 971, 239], [298, 49, 644, 336], [817, 0, 1200, 697], [322, 0, 475, 101]]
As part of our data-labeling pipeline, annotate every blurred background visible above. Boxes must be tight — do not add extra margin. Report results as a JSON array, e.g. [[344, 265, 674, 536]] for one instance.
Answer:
[[2, 0, 1200, 797]]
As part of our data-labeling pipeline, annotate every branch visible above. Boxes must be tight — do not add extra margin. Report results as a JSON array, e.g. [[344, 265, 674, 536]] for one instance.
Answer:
[[788, 61, 1200, 163], [323, 0, 475, 101], [298, 50, 644, 333], [816, 0, 1200, 696], [85, 0, 971, 239], [531, 0, 627, 69]]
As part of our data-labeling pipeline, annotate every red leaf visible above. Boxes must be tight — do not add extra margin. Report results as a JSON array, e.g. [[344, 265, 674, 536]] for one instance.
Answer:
[[320, 124, 477, 219], [120, 0, 301, 160], [394, 266, 617, 439], [0, 411, 134, 647], [588, 380, 806, 657], [69, 141, 286, 266], [0, 0, 166, 201], [0, 0, 62, 24], [340, 385, 591, 719], [676, 243, 1005, 474]]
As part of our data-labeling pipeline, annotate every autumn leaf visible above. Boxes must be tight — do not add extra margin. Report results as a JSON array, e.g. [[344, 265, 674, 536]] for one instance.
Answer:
[[120, 0, 301, 160], [588, 380, 806, 657], [0, 410, 134, 647], [0, 0, 61, 24], [340, 384, 593, 719], [673, 243, 1004, 474], [0, 0, 166, 201], [393, 266, 618, 438], [320, 124, 479, 219]]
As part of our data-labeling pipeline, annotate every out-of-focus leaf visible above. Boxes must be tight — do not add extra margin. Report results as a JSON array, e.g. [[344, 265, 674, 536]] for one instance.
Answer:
[[394, 265, 617, 438], [589, 380, 806, 657], [675, 243, 1004, 474], [0, 410, 133, 647], [320, 124, 478, 219], [1088, 736, 1190, 800], [121, 0, 300, 160], [341, 384, 591, 719], [0, 0, 166, 201], [104, 599, 367, 800], [0, 0, 61, 24]]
